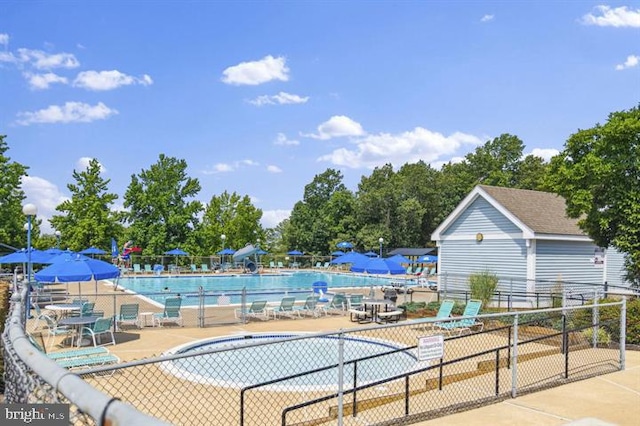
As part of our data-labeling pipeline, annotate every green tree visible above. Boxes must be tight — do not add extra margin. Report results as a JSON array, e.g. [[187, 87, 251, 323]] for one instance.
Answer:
[[546, 105, 640, 286], [197, 191, 263, 255], [123, 154, 203, 255], [49, 159, 121, 251], [0, 135, 31, 249]]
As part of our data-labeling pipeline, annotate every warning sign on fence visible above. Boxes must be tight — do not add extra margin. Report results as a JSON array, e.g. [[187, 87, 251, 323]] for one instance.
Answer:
[[417, 335, 444, 361]]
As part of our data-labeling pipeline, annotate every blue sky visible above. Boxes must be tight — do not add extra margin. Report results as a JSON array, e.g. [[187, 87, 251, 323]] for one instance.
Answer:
[[1, 1, 638, 234]]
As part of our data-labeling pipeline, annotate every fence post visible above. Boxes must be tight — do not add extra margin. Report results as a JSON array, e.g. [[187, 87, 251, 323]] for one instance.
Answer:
[[112, 292, 117, 333], [337, 331, 344, 426], [511, 313, 519, 398], [592, 290, 599, 348], [620, 298, 626, 370], [443, 272, 448, 299], [198, 286, 204, 327], [241, 287, 247, 324]]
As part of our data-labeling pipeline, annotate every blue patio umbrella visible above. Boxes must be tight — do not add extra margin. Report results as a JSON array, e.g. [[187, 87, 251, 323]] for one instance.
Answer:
[[417, 254, 438, 263], [48, 251, 89, 263], [287, 250, 303, 256], [79, 246, 107, 255], [165, 248, 189, 256], [336, 241, 353, 250], [331, 250, 345, 256], [351, 258, 405, 275], [217, 248, 236, 255], [364, 251, 378, 257], [0, 248, 53, 264], [387, 254, 413, 264], [330, 251, 368, 264], [45, 248, 64, 255], [35, 256, 120, 297]]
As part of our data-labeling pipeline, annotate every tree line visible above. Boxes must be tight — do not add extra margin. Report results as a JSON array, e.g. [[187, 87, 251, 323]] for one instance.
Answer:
[[1, 105, 638, 284]]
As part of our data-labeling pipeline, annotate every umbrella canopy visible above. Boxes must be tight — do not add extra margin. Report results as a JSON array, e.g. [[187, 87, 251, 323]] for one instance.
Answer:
[[79, 246, 107, 255], [287, 250, 303, 256], [44, 248, 64, 255], [351, 258, 405, 275], [417, 254, 438, 263], [217, 248, 236, 255], [330, 251, 368, 264], [165, 248, 189, 256], [336, 241, 353, 249], [48, 251, 89, 263], [331, 250, 345, 256], [0, 248, 52, 264], [35, 257, 120, 282], [387, 254, 413, 264], [364, 251, 378, 257]]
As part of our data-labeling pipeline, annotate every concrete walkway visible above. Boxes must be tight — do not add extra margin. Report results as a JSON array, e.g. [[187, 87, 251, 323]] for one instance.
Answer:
[[416, 350, 640, 426]]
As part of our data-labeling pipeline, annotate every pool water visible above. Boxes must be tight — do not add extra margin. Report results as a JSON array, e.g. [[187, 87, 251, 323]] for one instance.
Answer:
[[164, 333, 417, 391], [117, 272, 399, 306]]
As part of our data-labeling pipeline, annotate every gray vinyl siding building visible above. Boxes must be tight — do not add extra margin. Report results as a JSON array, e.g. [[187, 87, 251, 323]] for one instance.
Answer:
[[431, 185, 630, 302]]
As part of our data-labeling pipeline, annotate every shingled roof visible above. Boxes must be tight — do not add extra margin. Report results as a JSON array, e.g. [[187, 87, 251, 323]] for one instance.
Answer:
[[478, 185, 586, 236]]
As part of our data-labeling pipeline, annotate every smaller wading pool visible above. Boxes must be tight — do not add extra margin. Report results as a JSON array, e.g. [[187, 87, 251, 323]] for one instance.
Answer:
[[162, 333, 419, 392]]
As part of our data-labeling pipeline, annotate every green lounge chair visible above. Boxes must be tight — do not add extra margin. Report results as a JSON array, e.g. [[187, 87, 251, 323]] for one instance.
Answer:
[[133, 263, 142, 274], [272, 296, 299, 319], [153, 297, 183, 327], [201, 264, 211, 273], [322, 294, 348, 316], [27, 333, 117, 369], [234, 300, 269, 321], [144, 264, 153, 273], [293, 295, 321, 317], [415, 299, 455, 330], [116, 303, 141, 330], [434, 299, 484, 336]]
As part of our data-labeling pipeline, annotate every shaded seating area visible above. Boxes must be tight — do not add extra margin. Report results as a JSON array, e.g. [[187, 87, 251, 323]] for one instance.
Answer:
[[153, 297, 183, 327]]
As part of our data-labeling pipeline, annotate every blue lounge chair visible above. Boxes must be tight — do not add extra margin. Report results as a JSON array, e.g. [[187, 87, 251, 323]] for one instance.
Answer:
[[153, 297, 183, 327], [434, 299, 484, 336], [27, 333, 118, 369], [416, 299, 455, 330], [81, 317, 116, 347]]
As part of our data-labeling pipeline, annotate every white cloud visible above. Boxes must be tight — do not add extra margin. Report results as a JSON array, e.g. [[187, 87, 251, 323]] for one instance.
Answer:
[[267, 165, 282, 173], [580, 5, 640, 27], [204, 159, 258, 174], [318, 127, 482, 169], [304, 115, 365, 140], [221, 55, 290, 86], [76, 157, 106, 173], [261, 209, 291, 228], [615, 54, 639, 70], [241, 159, 259, 166], [211, 163, 234, 173], [73, 70, 153, 91], [21, 176, 69, 234], [249, 91, 309, 106], [17, 48, 80, 69], [528, 148, 560, 162], [274, 133, 300, 146], [16, 101, 118, 125], [24, 72, 68, 90], [480, 14, 494, 22], [0, 33, 8, 45]]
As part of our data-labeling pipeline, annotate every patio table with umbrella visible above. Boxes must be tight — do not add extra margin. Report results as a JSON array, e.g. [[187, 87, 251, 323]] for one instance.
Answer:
[[287, 250, 303, 268], [34, 255, 120, 299], [217, 248, 236, 271], [351, 257, 406, 298], [336, 241, 353, 250], [165, 248, 189, 273], [79, 246, 107, 257]]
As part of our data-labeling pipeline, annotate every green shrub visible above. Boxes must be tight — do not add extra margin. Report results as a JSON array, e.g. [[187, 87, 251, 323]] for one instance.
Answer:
[[397, 301, 426, 313], [582, 327, 612, 346], [0, 281, 10, 393], [469, 271, 498, 308], [571, 297, 640, 345]]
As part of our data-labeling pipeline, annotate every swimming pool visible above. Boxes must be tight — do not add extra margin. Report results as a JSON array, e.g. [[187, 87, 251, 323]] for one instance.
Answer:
[[117, 272, 398, 306], [162, 333, 418, 391]]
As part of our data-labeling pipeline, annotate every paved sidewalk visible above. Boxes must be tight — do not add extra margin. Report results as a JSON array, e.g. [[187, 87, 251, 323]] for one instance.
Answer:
[[416, 350, 640, 426]]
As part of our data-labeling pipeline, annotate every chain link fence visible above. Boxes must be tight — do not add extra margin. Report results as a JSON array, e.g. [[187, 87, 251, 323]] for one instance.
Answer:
[[3, 272, 628, 426]]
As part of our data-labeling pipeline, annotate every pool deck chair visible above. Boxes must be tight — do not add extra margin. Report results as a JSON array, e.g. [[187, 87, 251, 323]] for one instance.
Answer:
[[272, 296, 299, 319], [322, 294, 348, 316], [434, 299, 484, 336], [201, 264, 211, 273], [27, 333, 119, 370], [235, 300, 269, 321], [347, 294, 368, 322], [293, 295, 321, 317], [153, 297, 183, 327], [116, 303, 141, 330], [133, 263, 142, 274], [81, 317, 116, 347], [144, 264, 153, 274], [415, 299, 455, 331]]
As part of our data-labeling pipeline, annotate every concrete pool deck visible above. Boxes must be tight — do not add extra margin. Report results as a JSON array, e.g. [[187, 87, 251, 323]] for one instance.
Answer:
[[36, 277, 639, 425]]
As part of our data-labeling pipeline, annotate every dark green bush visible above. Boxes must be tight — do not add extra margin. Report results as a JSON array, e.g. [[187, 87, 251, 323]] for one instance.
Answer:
[[571, 297, 640, 345]]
